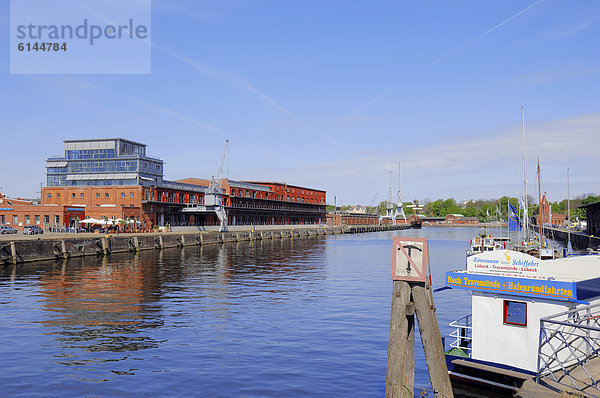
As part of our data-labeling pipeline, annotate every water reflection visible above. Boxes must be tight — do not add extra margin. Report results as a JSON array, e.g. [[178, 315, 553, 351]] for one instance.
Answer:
[[0, 237, 329, 383], [2, 234, 419, 396]]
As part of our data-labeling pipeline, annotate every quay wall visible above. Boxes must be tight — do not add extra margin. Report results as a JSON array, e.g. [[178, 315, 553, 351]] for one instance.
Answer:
[[0, 224, 412, 265], [533, 225, 600, 251]]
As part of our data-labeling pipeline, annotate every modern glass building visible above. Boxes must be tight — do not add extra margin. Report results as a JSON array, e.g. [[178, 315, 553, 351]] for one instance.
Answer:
[[46, 138, 164, 187]]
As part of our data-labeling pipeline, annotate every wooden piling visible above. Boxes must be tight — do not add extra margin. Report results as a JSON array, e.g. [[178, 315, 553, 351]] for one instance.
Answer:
[[10, 241, 17, 264], [386, 281, 415, 398], [60, 240, 68, 259], [101, 237, 109, 256], [413, 282, 453, 398], [387, 237, 453, 398]]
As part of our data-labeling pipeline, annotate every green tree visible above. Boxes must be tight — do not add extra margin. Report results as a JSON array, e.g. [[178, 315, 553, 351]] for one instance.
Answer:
[[577, 195, 600, 220]]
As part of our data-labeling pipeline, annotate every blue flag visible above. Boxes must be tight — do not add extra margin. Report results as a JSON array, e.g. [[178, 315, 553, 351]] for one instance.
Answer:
[[509, 202, 521, 231]]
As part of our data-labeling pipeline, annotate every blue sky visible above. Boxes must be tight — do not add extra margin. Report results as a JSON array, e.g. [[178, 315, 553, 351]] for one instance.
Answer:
[[2, 0, 599, 205]]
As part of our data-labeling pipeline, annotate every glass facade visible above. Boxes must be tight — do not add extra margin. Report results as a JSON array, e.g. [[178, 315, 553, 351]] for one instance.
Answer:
[[46, 139, 163, 187]]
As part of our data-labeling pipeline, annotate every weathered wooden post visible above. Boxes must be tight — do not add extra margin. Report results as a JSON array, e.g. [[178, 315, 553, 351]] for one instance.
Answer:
[[101, 237, 109, 256], [60, 240, 68, 259], [10, 241, 18, 264], [386, 237, 453, 398]]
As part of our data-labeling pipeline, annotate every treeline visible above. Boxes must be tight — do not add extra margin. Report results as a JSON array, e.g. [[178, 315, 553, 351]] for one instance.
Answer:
[[330, 194, 599, 222]]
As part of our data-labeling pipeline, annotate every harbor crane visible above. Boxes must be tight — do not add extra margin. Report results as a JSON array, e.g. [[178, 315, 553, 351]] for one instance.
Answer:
[[379, 170, 397, 224], [394, 163, 407, 221], [369, 193, 378, 215], [182, 139, 229, 232], [205, 139, 229, 231]]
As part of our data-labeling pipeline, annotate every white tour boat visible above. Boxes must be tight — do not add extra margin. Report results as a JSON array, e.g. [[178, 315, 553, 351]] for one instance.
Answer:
[[442, 249, 600, 394]]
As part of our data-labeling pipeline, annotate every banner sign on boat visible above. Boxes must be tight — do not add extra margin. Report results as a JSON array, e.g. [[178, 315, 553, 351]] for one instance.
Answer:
[[392, 237, 428, 282], [445, 271, 576, 301], [467, 250, 547, 280]]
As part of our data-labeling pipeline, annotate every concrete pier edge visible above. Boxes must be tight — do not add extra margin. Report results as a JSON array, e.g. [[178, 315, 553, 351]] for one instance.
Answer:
[[1, 224, 412, 265]]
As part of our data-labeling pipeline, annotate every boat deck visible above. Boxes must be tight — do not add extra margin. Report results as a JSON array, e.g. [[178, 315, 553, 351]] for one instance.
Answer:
[[517, 356, 600, 397]]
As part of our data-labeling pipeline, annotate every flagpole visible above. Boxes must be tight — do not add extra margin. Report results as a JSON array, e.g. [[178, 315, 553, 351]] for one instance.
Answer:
[[567, 168, 572, 254]]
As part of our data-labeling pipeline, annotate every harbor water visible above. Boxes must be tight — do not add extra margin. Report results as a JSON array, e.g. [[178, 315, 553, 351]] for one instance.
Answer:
[[1, 227, 497, 397]]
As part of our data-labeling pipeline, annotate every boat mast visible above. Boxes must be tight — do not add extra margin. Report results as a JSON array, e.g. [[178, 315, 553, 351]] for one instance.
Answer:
[[537, 156, 543, 257], [522, 103, 529, 240]]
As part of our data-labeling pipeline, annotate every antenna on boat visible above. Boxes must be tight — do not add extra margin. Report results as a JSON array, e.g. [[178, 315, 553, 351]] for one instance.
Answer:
[[537, 156, 543, 258]]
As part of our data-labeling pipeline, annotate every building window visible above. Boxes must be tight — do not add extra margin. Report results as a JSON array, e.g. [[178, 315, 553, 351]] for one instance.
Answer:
[[0, 215, 4, 224], [57, 193, 60, 198], [105, 193, 109, 198], [80, 193, 84, 198], [96, 193, 100, 198], [72, 193, 76, 198], [47, 193, 52, 198], [25, 215, 30, 224], [35, 215, 40, 225], [130, 192, 134, 197], [44, 215, 49, 224], [13, 215, 18, 225], [503, 300, 527, 326], [55, 215, 60, 224], [121, 193, 125, 197]]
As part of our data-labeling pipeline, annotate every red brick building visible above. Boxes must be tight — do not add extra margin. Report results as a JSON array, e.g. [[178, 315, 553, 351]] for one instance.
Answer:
[[0, 192, 85, 231], [2, 138, 327, 230], [534, 195, 568, 227]]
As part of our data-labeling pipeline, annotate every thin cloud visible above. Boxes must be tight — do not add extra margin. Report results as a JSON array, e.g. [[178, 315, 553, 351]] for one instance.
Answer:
[[134, 99, 283, 159], [429, 0, 544, 65], [515, 65, 600, 85], [343, 88, 392, 118], [278, 111, 600, 200], [137, 100, 223, 134], [0, 129, 61, 143], [541, 16, 598, 41], [152, 43, 293, 116]]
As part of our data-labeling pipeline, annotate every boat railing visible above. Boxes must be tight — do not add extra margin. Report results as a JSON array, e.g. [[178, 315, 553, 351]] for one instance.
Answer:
[[537, 302, 600, 396], [448, 314, 472, 357]]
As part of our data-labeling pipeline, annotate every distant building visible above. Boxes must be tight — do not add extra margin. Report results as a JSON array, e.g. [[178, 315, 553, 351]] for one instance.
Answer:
[[580, 201, 600, 236], [326, 211, 381, 226], [346, 205, 368, 214], [421, 215, 479, 225]]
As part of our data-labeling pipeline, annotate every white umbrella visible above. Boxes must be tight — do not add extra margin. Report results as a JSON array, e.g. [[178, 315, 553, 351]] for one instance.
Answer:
[[79, 218, 101, 224]]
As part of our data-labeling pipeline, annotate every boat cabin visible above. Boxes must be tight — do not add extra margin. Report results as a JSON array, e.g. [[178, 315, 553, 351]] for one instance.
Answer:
[[467, 235, 510, 256]]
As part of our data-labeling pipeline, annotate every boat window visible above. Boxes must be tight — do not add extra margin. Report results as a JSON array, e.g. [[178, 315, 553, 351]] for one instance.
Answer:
[[503, 300, 527, 326]]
